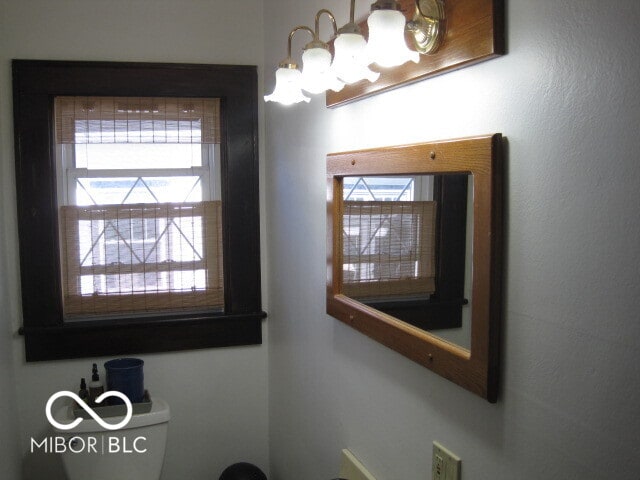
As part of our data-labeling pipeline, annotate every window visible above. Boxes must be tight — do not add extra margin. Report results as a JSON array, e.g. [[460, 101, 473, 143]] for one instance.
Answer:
[[55, 96, 223, 318], [13, 60, 264, 361]]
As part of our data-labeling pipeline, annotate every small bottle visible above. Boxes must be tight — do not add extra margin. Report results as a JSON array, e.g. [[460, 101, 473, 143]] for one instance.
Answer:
[[75, 378, 89, 412], [78, 378, 88, 402], [88, 363, 105, 406]]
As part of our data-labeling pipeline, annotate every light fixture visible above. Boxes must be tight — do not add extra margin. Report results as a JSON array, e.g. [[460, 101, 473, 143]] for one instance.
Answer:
[[366, 0, 445, 67], [265, 0, 446, 105], [331, 0, 380, 85], [366, 0, 420, 67], [300, 10, 345, 94], [264, 26, 314, 105]]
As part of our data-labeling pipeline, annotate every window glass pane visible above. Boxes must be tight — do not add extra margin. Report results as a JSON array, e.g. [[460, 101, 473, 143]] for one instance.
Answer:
[[76, 217, 206, 268], [75, 176, 203, 205], [75, 143, 203, 169]]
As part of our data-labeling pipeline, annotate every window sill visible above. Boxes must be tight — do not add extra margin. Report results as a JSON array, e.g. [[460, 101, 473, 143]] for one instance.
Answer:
[[19, 311, 267, 362]]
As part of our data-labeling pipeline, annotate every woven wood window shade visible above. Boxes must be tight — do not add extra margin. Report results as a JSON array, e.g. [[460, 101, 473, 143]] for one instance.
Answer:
[[60, 202, 223, 317], [55, 95, 224, 318], [55, 96, 221, 144], [342, 200, 436, 299]]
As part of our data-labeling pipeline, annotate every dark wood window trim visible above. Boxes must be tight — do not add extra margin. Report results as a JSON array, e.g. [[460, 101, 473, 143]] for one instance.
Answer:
[[13, 60, 265, 361]]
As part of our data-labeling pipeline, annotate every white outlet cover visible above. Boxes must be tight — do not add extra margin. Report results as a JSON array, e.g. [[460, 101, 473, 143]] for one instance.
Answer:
[[432, 442, 461, 480], [339, 449, 378, 480]]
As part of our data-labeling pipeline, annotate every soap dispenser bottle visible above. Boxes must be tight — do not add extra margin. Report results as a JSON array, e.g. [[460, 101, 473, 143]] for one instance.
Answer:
[[88, 363, 105, 406]]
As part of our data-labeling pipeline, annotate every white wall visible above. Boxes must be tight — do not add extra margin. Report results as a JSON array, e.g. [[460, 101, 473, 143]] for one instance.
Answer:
[[264, 0, 640, 479], [0, 1, 269, 479], [0, 8, 22, 467], [0, 239, 21, 480]]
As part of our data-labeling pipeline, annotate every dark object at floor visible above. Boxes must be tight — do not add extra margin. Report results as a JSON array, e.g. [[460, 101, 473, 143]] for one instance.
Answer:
[[219, 462, 267, 480]]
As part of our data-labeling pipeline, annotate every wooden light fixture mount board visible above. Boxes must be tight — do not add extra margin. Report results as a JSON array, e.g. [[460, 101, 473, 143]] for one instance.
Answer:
[[326, 0, 505, 107]]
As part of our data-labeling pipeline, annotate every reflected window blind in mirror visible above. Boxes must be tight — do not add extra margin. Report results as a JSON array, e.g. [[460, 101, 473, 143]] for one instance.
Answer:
[[342, 200, 437, 299]]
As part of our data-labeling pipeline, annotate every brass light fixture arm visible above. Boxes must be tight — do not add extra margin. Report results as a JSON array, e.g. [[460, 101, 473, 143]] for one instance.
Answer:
[[337, 0, 361, 35], [306, 9, 338, 50], [315, 9, 338, 40], [279, 25, 316, 69]]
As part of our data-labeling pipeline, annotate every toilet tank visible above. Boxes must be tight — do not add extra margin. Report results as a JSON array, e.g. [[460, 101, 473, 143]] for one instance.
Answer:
[[54, 397, 170, 480]]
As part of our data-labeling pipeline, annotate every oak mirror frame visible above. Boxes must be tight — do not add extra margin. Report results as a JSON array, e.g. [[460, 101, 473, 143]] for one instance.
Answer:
[[327, 134, 503, 402]]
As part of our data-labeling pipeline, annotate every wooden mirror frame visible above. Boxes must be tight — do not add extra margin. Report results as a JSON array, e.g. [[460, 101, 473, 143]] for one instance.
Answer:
[[327, 134, 503, 401]]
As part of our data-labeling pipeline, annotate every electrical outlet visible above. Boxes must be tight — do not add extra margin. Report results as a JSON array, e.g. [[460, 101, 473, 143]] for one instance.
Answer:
[[432, 442, 461, 480]]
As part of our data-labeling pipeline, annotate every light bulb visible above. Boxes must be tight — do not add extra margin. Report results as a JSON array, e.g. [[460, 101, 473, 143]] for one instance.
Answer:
[[301, 47, 345, 94], [332, 33, 380, 85], [366, 9, 420, 68], [264, 67, 311, 105]]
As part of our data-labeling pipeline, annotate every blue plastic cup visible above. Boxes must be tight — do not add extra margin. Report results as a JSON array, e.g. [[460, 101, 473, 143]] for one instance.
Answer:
[[104, 358, 145, 404]]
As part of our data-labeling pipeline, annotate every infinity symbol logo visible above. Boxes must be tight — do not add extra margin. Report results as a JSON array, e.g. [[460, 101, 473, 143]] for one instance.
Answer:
[[46, 391, 133, 431]]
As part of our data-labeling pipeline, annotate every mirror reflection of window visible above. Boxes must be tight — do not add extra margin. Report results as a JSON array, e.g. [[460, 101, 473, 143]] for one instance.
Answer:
[[342, 175, 437, 300], [339, 174, 472, 347], [343, 176, 415, 201]]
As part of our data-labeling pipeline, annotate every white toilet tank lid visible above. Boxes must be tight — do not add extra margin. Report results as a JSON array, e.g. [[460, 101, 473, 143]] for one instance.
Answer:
[[53, 397, 170, 434]]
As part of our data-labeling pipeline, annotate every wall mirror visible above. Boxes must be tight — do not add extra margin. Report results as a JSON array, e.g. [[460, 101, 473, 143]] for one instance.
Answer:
[[327, 134, 503, 401]]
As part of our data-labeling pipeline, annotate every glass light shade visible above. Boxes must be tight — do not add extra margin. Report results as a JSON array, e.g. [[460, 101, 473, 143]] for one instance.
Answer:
[[301, 47, 345, 94], [264, 67, 311, 105], [366, 9, 420, 68], [332, 33, 381, 85]]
